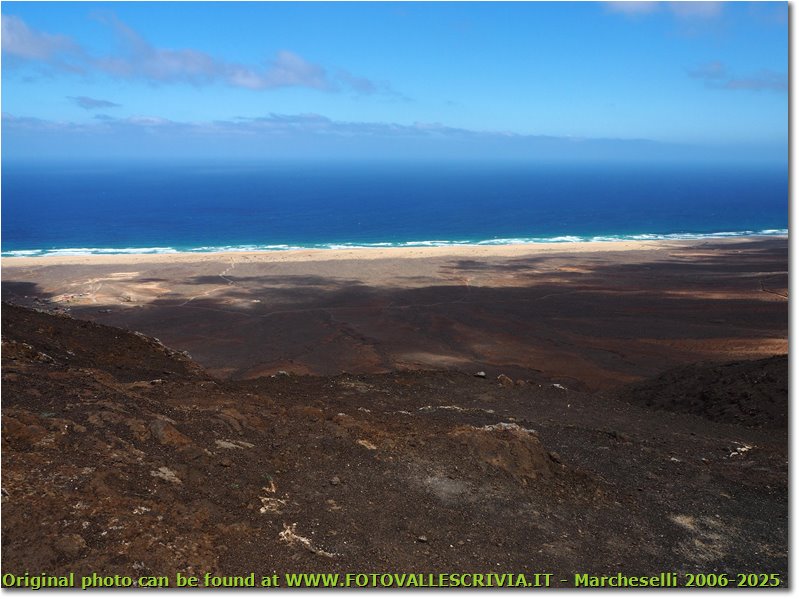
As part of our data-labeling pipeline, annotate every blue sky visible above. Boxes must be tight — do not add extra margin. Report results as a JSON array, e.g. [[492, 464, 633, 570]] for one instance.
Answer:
[[1, 1, 789, 161]]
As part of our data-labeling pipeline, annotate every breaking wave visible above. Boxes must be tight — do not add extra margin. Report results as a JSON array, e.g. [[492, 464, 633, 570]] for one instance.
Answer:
[[1, 229, 787, 258]]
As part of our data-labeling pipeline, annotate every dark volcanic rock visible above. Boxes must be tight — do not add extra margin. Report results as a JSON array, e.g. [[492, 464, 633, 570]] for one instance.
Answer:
[[622, 356, 788, 428], [1, 303, 204, 384], [0, 303, 788, 583]]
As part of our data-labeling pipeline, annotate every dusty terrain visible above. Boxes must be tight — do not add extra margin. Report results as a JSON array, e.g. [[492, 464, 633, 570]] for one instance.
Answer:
[[1, 238, 788, 586], [2, 238, 788, 390], [0, 303, 788, 586]]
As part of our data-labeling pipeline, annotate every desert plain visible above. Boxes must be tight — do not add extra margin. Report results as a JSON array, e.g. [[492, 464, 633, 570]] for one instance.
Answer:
[[0, 236, 789, 584], [2, 237, 788, 389]]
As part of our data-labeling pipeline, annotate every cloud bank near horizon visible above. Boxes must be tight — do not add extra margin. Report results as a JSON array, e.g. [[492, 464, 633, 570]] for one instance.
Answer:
[[1, 111, 785, 163]]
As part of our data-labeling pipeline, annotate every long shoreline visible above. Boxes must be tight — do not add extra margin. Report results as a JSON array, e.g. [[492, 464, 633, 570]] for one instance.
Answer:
[[0, 234, 787, 267]]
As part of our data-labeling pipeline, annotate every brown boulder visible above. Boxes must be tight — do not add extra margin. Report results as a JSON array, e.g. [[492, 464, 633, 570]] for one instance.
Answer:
[[497, 374, 514, 388], [53, 534, 87, 561], [2, 416, 48, 449], [149, 419, 192, 447], [449, 423, 559, 483]]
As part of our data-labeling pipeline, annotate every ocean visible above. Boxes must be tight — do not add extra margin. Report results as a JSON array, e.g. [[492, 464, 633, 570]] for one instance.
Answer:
[[1, 161, 788, 257]]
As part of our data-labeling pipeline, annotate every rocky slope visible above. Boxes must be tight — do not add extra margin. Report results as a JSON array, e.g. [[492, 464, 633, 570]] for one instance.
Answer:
[[621, 356, 788, 428], [1, 303, 788, 585]]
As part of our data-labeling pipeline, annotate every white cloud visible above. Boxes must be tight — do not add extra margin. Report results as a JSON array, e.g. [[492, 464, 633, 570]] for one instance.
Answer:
[[669, 2, 723, 19], [688, 61, 787, 93], [605, 1, 724, 20], [67, 96, 121, 110], [724, 70, 788, 92], [604, 2, 660, 16], [4, 14, 394, 96], [1, 14, 77, 60], [687, 61, 727, 80]]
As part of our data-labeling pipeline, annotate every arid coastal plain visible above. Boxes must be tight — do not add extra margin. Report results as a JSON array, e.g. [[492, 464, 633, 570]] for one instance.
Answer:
[[3, 237, 788, 389]]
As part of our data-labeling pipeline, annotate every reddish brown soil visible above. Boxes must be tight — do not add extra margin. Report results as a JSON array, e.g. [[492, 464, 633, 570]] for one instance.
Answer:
[[1, 303, 788, 586]]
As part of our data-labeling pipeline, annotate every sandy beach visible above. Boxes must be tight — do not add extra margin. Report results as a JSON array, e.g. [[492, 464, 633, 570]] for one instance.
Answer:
[[0, 237, 768, 267], [2, 236, 788, 389]]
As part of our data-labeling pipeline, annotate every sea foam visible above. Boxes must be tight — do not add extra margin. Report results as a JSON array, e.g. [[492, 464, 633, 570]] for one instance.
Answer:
[[1, 229, 787, 258]]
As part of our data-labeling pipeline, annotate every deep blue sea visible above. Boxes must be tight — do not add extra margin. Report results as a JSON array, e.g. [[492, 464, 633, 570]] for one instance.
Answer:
[[1, 161, 788, 256]]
